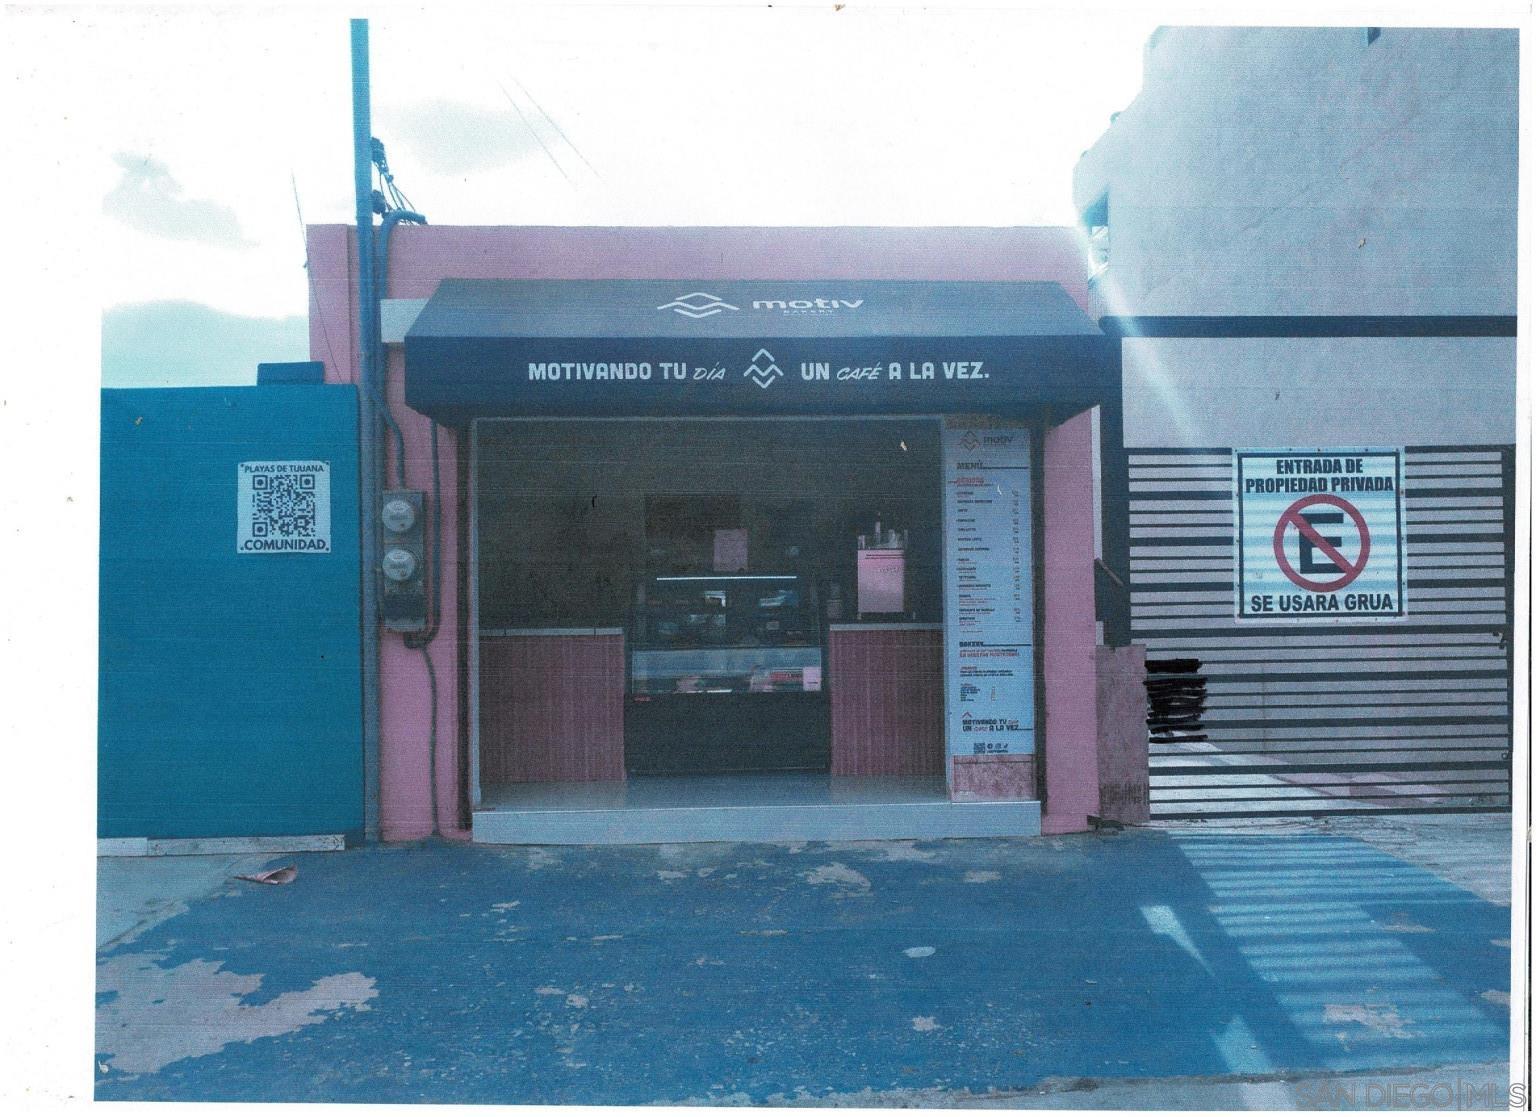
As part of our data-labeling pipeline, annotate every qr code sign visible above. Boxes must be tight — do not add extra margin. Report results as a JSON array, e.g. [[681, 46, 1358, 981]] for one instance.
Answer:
[[237, 461, 331, 553]]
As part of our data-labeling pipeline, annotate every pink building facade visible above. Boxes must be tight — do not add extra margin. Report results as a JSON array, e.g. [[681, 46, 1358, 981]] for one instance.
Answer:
[[306, 225, 1138, 843]]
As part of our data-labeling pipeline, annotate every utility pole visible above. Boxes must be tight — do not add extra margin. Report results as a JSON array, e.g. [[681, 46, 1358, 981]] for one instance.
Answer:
[[351, 18, 381, 843]]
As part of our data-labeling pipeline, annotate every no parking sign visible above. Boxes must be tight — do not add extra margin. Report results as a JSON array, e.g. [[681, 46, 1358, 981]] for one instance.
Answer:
[[1235, 449, 1405, 621]]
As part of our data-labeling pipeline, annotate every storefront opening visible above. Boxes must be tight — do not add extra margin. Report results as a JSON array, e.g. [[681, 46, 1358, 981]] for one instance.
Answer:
[[473, 418, 944, 783]]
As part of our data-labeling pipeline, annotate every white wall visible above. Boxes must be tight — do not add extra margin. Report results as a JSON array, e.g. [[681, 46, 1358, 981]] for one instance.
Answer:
[[1123, 336, 1516, 448], [1074, 27, 1517, 317]]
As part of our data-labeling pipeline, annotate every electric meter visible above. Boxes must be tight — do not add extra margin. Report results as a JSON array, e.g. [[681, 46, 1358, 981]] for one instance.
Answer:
[[378, 488, 427, 633], [380, 497, 417, 534], [381, 546, 417, 582]]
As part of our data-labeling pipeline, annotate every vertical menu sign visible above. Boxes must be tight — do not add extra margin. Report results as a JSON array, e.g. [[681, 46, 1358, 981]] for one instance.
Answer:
[[942, 420, 1035, 757]]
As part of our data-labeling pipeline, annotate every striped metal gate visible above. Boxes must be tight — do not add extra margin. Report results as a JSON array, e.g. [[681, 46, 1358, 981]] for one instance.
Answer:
[[1128, 446, 1514, 818]]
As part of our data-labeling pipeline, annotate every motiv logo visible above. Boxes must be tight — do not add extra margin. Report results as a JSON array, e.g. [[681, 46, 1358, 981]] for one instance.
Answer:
[[744, 349, 783, 390], [657, 292, 739, 319], [657, 292, 867, 317], [752, 297, 863, 313]]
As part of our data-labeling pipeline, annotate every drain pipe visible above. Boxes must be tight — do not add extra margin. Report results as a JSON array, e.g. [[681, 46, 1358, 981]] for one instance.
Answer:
[[376, 207, 427, 488], [374, 206, 436, 835], [350, 18, 382, 844]]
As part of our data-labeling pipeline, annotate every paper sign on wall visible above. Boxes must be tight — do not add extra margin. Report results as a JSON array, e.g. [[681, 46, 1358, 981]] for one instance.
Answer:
[[713, 528, 749, 572], [237, 461, 332, 554], [941, 419, 1035, 756]]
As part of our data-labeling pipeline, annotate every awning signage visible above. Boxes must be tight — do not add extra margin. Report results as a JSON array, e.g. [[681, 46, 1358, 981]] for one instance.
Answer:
[[404, 280, 1116, 422]]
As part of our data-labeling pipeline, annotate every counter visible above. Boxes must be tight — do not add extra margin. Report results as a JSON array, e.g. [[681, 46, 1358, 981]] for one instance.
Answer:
[[479, 628, 626, 783], [827, 622, 944, 778]]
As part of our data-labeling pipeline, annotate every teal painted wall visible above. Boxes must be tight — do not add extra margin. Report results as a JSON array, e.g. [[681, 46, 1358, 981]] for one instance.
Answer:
[[99, 386, 363, 839]]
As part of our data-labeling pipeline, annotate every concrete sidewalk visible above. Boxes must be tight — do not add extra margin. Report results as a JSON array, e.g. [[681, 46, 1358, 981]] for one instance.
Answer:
[[97, 853, 276, 950], [1144, 814, 1515, 906], [95, 817, 1516, 1106]]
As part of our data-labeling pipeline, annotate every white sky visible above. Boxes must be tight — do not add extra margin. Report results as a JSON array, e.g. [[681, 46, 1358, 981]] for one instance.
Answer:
[[17, 5, 1158, 320]]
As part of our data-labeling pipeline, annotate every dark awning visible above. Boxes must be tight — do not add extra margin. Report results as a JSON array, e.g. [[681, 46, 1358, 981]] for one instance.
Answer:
[[403, 279, 1118, 424]]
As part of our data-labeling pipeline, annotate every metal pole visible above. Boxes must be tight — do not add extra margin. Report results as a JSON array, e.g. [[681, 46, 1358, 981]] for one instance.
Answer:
[[351, 18, 381, 843]]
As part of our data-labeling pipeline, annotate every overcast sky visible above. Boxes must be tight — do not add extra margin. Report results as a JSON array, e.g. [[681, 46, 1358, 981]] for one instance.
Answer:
[[16, 3, 1519, 388], [13, 5, 1159, 384]]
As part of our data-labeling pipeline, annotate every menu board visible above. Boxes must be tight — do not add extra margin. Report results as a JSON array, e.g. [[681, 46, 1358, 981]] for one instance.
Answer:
[[941, 419, 1035, 757]]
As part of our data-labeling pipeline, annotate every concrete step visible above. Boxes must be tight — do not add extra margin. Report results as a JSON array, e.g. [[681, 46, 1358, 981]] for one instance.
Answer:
[[472, 798, 1040, 845]]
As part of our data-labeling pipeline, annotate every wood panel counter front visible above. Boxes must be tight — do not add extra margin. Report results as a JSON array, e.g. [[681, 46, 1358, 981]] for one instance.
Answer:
[[479, 629, 625, 783], [827, 624, 944, 778]]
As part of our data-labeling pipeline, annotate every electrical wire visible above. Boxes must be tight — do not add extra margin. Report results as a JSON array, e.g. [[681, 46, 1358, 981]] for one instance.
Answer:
[[359, 203, 411, 486], [371, 138, 417, 213], [290, 171, 343, 379], [403, 419, 444, 837], [365, 136, 440, 835], [507, 73, 602, 181], [402, 422, 444, 652], [374, 208, 424, 488], [496, 80, 575, 184], [418, 644, 439, 837]]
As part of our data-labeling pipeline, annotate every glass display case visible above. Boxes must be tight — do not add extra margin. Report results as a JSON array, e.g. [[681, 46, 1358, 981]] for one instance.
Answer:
[[630, 574, 823, 696]]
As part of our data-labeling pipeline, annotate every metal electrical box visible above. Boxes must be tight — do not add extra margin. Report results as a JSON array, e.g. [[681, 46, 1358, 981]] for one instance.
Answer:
[[379, 489, 427, 633]]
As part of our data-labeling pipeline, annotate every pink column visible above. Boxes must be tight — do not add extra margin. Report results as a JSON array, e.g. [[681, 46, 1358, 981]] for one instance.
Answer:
[[308, 226, 466, 842], [378, 347, 464, 840], [1041, 409, 1102, 834]]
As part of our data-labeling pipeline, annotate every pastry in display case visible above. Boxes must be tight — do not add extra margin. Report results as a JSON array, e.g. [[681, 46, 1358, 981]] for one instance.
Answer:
[[630, 574, 823, 696]]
